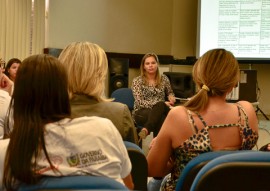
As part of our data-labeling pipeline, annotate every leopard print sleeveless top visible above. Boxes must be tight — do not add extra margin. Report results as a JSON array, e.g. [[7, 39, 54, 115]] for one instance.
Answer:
[[161, 104, 258, 191]]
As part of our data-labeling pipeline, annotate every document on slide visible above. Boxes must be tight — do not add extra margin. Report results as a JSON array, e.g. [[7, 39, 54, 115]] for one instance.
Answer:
[[199, 0, 270, 58]]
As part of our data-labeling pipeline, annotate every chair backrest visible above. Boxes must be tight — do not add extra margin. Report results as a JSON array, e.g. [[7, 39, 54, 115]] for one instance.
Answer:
[[175, 151, 245, 191], [190, 151, 270, 191], [18, 175, 128, 191], [111, 88, 134, 112], [124, 141, 148, 191]]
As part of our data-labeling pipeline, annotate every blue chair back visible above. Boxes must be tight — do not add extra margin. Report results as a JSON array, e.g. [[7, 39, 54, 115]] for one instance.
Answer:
[[124, 141, 148, 191], [18, 175, 128, 191], [190, 151, 270, 191], [111, 88, 134, 112], [111, 88, 144, 131], [176, 151, 243, 191]]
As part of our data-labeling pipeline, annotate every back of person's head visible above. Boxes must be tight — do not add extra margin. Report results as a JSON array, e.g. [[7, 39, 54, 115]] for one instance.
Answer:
[[58, 41, 109, 102], [3, 54, 70, 189], [140, 52, 161, 84], [184, 48, 239, 112]]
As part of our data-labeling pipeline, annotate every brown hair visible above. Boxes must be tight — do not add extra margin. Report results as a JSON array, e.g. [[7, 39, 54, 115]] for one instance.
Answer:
[[184, 48, 240, 112], [3, 54, 71, 190]]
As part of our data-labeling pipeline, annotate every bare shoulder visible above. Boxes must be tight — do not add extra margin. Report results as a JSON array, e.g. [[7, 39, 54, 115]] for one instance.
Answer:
[[237, 100, 258, 132], [237, 100, 255, 113], [169, 105, 188, 119], [165, 106, 190, 131], [163, 106, 194, 148]]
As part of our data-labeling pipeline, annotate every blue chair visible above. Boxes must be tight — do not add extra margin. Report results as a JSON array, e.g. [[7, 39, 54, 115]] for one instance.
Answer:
[[124, 141, 148, 191], [190, 151, 270, 191], [175, 151, 246, 191], [111, 88, 135, 112], [111, 88, 143, 132], [18, 175, 129, 191]]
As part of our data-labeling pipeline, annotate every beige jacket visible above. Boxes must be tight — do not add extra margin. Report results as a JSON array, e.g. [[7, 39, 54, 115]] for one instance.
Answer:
[[70, 94, 138, 144]]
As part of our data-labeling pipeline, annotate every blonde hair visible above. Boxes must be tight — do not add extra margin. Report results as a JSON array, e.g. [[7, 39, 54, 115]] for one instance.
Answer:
[[58, 42, 110, 102], [184, 48, 240, 112], [140, 52, 161, 86]]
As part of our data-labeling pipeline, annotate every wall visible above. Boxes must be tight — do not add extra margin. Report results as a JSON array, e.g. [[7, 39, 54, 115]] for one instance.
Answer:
[[47, 0, 173, 54], [239, 64, 270, 117], [171, 0, 198, 59], [47, 0, 270, 115]]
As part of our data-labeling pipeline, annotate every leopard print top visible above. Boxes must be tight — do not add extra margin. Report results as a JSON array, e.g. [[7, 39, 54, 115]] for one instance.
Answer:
[[161, 104, 259, 191], [131, 74, 174, 114]]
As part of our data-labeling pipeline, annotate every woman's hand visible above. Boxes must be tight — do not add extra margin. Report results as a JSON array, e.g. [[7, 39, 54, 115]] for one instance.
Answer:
[[165, 101, 173, 108], [167, 95, 176, 106], [0, 73, 14, 95]]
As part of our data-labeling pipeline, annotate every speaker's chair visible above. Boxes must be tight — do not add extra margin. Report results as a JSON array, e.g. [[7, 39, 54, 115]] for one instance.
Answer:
[[111, 88, 134, 112], [111, 88, 143, 132]]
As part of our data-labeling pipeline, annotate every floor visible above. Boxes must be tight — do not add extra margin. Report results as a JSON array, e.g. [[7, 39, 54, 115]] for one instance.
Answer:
[[255, 115, 270, 150]]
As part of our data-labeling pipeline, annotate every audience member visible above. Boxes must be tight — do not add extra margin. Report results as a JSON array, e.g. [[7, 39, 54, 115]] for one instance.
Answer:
[[4, 58, 21, 81], [147, 48, 259, 191], [58, 42, 138, 144], [132, 52, 175, 140], [0, 54, 133, 190], [0, 66, 13, 139]]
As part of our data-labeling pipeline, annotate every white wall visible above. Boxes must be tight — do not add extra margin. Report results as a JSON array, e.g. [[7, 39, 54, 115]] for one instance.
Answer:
[[47, 0, 270, 115]]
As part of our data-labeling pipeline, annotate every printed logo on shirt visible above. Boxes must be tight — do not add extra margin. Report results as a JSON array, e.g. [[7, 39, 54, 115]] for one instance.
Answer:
[[67, 154, 80, 167], [67, 149, 109, 167]]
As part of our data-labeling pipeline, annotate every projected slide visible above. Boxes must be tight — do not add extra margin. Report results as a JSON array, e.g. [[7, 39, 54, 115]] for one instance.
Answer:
[[198, 0, 270, 60]]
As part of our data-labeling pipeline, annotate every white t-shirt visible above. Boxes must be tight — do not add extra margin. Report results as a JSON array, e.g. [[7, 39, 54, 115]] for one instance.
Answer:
[[0, 90, 11, 139], [0, 138, 9, 189], [0, 116, 131, 189]]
